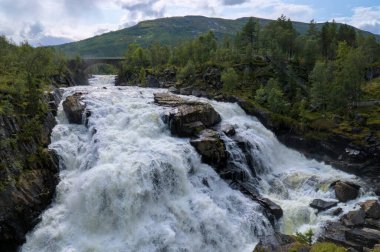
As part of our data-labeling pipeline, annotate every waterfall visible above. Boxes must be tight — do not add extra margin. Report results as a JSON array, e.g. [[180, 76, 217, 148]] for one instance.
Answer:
[[23, 75, 376, 251]]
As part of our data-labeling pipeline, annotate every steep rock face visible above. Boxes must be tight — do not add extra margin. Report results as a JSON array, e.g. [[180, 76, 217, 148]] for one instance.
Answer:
[[0, 89, 62, 251]]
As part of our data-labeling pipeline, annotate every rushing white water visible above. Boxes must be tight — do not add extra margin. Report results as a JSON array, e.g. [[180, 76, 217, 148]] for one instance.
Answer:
[[23, 75, 377, 251]]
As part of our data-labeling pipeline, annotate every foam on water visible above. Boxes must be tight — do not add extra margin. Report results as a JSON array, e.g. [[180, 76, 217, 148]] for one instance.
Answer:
[[22, 75, 376, 251], [22, 76, 273, 252]]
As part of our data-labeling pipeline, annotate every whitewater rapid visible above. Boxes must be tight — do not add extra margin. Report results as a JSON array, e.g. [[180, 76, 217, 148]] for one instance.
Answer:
[[22, 75, 376, 251]]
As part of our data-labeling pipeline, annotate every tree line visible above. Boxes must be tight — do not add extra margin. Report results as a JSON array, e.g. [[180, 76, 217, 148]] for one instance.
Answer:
[[118, 16, 380, 121]]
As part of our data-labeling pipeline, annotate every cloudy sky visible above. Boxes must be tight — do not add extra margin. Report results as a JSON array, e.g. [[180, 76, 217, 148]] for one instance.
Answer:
[[0, 0, 379, 46]]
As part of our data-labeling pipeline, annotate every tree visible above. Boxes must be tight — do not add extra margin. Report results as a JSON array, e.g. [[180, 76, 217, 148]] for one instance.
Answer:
[[320, 21, 337, 59], [337, 24, 356, 47], [221, 67, 239, 92], [139, 67, 146, 86], [307, 19, 318, 38], [309, 61, 334, 114], [333, 42, 366, 111], [178, 60, 195, 82], [240, 17, 260, 53]]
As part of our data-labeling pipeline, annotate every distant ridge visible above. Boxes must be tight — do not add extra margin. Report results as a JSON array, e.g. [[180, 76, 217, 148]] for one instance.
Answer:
[[53, 15, 380, 57]]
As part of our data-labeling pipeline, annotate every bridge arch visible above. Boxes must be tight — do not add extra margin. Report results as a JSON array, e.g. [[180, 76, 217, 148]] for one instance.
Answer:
[[68, 57, 125, 73]]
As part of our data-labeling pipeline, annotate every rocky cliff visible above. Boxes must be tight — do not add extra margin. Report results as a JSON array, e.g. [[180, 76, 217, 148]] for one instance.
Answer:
[[0, 88, 63, 251]]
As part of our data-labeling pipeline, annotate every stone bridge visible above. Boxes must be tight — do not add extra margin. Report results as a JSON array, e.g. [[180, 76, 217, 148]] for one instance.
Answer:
[[68, 57, 125, 71]]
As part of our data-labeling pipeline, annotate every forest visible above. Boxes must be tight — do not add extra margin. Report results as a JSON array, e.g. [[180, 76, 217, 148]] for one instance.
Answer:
[[117, 15, 380, 143]]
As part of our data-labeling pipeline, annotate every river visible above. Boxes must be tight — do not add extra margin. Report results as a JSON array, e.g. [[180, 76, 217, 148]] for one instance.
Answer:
[[22, 75, 376, 252]]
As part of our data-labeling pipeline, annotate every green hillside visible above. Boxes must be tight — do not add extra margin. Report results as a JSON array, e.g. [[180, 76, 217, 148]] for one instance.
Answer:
[[53, 15, 380, 57]]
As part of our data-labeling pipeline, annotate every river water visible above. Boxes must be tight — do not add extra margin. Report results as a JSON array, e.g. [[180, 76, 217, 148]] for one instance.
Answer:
[[22, 75, 377, 252]]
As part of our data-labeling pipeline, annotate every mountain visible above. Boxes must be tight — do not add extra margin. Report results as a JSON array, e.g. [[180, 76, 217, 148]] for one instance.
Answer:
[[53, 15, 380, 57]]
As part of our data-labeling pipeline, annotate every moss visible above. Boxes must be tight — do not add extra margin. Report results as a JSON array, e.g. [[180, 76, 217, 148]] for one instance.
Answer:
[[288, 242, 310, 252], [362, 78, 380, 100], [309, 242, 346, 252]]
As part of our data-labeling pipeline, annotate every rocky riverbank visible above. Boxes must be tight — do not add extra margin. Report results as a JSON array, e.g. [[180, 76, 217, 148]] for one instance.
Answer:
[[0, 88, 63, 251]]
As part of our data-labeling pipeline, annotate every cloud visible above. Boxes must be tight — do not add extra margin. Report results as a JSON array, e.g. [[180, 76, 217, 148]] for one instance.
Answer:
[[223, 0, 249, 6], [334, 6, 380, 35], [0, 0, 316, 45]]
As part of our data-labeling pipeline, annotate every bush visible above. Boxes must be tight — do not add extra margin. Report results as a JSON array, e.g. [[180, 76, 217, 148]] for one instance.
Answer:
[[255, 85, 267, 104], [178, 60, 195, 82], [295, 229, 314, 245], [221, 67, 239, 92]]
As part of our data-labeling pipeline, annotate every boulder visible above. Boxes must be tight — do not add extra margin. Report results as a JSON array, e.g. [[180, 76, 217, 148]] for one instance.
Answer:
[[361, 200, 380, 219], [192, 89, 202, 97], [221, 124, 236, 136], [167, 104, 221, 137], [310, 199, 338, 212], [345, 228, 380, 248], [180, 86, 193, 95], [342, 209, 366, 227], [257, 197, 283, 220], [333, 181, 360, 202], [168, 86, 179, 94], [332, 208, 343, 216], [62, 93, 86, 124], [154, 92, 185, 107], [154, 93, 221, 137], [146, 75, 160, 88], [190, 129, 227, 169]]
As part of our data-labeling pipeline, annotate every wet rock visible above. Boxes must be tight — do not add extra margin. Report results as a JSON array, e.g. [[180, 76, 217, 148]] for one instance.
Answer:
[[221, 124, 236, 136], [192, 89, 202, 97], [257, 197, 283, 220], [333, 208, 343, 216], [154, 92, 185, 106], [168, 105, 220, 137], [146, 75, 159, 88], [154, 93, 221, 137], [345, 228, 380, 248], [177, 121, 205, 136], [333, 181, 360, 202], [168, 86, 179, 94], [342, 209, 366, 227], [62, 93, 86, 124], [310, 199, 338, 212], [320, 222, 363, 251], [361, 200, 380, 219], [180, 86, 193, 95], [366, 218, 380, 229], [190, 129, 227, 169]]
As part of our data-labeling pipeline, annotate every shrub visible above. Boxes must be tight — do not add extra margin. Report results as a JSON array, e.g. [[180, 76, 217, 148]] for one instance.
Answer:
[[221, 67, 239, 92]]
